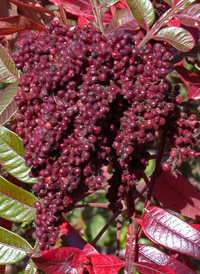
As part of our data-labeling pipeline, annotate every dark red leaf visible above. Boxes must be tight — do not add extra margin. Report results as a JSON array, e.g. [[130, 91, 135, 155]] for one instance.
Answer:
[[174, 65, 200, 87], [32, 247, 89, 274], [0, 15, 46, 35], [7, 0, 53, 15], [50, 0, 91, 9], [87, 254, 125, 274], [125, 221, 136, 274], [153, 170, 200, 220], [138, 244, 196, 274], [133, 262, 175, 274], [139, 206, 200, 259], [188, 85, 200, 100], [60, 221, 98, 256]]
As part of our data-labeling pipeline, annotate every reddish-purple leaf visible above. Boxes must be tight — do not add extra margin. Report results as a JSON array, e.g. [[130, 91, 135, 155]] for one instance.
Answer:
[[50, 0, 91, 9], [78, 16, 90, 25], [139, 206, 200, 259], [60, 221, 98, 256], [175, 4, 200, 28], [125, 221, 136, 274], [138, 245, 196, 274], [153, 170, 200, 220], [7, 0, 53, 15], [87, 254, 125, 274], [32, 247, 89, 274], [0, 15, 46, 35], [174, 65, 200, 87], [153, 27, 195, 52], [188, 85, 200, 100], [133, 262, 175, 274], [106, 8, 140, 35]]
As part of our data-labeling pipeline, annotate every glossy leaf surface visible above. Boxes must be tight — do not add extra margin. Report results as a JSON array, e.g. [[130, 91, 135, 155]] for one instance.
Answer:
[[0, 175, 38, 222], [139, 206, 200, 259], [106, 8, 140, 35], [0, 82, 19, 125], [125, 0, 155, 30], [138, 245, 196, 274], [0, 226, 33, 264], [0, 44, 19, 83], [24, 259, 37, 274], [153, 27, 195, 52], [153, 170, 200, 220], [99, 0, 119, 7], [33, 247, 89, 274], [133, 262, 175, 274], [175, 4, 200, 28], [188, 85, 200, 100], [0, 125, 37, 184]]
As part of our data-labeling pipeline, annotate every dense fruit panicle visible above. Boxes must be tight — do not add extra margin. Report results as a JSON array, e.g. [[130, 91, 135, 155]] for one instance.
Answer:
[[13, 20, 199, 249]]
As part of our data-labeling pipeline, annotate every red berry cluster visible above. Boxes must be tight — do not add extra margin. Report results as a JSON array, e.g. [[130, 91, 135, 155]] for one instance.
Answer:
[[13, 21, 199, 249]]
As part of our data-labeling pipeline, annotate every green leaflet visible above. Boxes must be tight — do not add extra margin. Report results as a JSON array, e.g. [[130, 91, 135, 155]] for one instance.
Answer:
[[0, 125, 37, 184], [0, 175, 39, 222], [0, 226, 33, 264]]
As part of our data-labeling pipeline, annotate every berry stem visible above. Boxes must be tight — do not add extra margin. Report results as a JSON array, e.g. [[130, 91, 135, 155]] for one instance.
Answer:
[[126, 186, 135, 219], [138, 0, 191, 48], [91, 211, 121, 246], [91, 0, 105, 35], [99, 0, 110, 9], [75, 203, 109, 208], [116, 215, 123, 257]]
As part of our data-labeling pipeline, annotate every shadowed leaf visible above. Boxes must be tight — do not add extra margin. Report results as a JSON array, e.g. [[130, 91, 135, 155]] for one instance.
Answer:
[[188, 85, 200, 100], [0, 125, 37, 184], [106, 8, 140, 35], [0, 82, 19, 125], [0, 175, 38, 222], [0, 44, 19, 83], [153, 170, 200, 220], [0, 226, 33, 264]]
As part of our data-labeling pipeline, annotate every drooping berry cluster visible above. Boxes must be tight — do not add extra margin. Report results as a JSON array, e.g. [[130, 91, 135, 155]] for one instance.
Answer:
[[13, 20, 199, 249]]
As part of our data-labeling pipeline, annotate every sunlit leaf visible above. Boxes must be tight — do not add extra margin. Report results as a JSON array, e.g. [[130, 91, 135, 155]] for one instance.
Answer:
[[125, 0, 155, 30], [0, 175, 38, 222], [0, 125, 37, 184], [99, 0, 119, 7], [0, 226, 33, 264], [0, 82, 19, 125], [0, 44, 19, 83], [138, 245, 196, 274], [139, 206, 200, 259], [175, 4, 200, 28], [188, 85, 200, 100], [24, 258, 37, 274], [133, 261, 175, 274], [106, 8, 140, 35], [153, 26, 195, 52]]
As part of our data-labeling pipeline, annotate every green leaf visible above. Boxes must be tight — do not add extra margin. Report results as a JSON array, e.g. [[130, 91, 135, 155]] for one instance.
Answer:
[[0, 226, 33, 264], [0, 44, 19, 83], [175, 4, 200, 28], [125, 0, 155, 30], [89, 214, 109, 246], [24, 259, 37, 274], [99, 0, 119, 7], [106, 8, 140, 35], [0, 175, 39, 222], [0, 125, 37, 184], [153, 26, 195, 52], [0, 82, 19, 125]]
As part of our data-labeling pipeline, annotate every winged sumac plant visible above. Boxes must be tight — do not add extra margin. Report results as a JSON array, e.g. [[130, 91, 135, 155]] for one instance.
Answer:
[[0, 0, 200, 273]]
